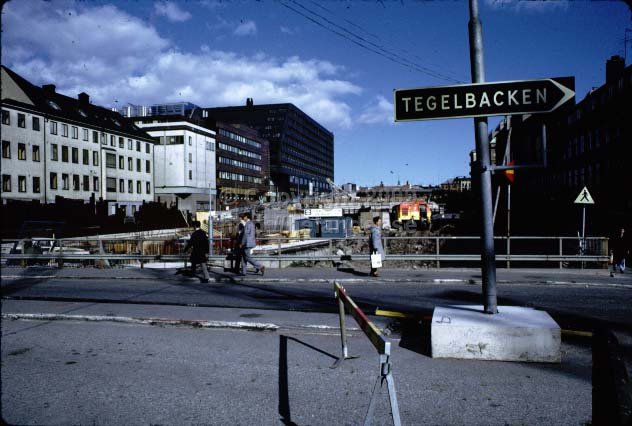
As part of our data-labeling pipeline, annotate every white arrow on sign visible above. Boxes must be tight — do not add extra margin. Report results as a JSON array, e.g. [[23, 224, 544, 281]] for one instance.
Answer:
[[574, 186, 594, 204]]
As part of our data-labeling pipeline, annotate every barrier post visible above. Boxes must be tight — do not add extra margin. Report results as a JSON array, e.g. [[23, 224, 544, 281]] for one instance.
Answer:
[[333, 281, 402, 426]]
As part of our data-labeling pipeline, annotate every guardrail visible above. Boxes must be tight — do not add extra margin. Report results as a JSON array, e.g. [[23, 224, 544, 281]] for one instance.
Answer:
[[1, 235, 609, 269]]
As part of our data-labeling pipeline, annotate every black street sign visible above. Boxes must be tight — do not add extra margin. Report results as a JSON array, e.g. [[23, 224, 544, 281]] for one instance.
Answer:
[[394, 77, 574, 122]]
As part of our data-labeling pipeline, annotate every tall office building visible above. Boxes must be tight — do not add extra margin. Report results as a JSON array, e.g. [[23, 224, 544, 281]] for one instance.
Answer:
[[203, 99, 334, 195]]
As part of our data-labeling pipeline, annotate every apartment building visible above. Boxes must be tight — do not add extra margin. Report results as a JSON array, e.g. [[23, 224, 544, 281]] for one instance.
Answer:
[[1, 66, 155, 216]]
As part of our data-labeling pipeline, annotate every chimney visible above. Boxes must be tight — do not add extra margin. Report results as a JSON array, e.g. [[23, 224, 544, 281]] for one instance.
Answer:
[[246, 97, 254, 107], [42, 84, 56, 96], [78, 92, 90, 105], [606, 55, 625, 84]]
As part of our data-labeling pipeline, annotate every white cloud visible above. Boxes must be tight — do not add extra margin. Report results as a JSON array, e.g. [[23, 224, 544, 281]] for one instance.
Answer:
[[357, 96, 394, 126], [154, 1, 192, 22], [2, 2, 362, 130], [485, 0, 569, 12], [234, 20, 257, 36]]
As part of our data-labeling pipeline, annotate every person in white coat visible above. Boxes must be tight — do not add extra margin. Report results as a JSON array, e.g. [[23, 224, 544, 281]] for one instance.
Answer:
[[369, 216, 385, 277], [239, 213, 265, 276]]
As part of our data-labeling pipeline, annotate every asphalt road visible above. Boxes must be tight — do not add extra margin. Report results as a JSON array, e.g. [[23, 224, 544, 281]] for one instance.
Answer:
[[2, 266, 631, 331]]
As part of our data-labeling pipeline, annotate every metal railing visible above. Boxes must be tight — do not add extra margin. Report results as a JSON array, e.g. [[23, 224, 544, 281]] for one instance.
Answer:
[[1, 235, 609, 269]]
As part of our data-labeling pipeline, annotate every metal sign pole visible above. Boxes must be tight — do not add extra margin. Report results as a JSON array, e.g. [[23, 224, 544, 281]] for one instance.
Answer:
[[468, 0, 497, 314]]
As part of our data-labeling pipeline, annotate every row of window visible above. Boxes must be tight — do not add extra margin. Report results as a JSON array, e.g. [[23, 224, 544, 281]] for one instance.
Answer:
[[562, 128, 622, 160], [2, 172, 153, 195], [2, 111, 40, 130], [218, 156, 262, 172], [105, 177, 151, 194], [289, 175, 329, 189], [218, 171, 262, 184], [2, 175, 40, 193], [2, 141, 40, 161], [218, 142, 261, 160], [105, 153, 151, 173], [219, 128, 261, 149]]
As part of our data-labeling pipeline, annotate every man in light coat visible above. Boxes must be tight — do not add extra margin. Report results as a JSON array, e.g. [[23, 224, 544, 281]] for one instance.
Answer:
[[239, 213, 265, 276]]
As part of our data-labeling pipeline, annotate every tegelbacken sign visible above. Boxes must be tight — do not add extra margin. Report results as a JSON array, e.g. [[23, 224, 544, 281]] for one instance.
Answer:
[[394, 77, 575, 121]]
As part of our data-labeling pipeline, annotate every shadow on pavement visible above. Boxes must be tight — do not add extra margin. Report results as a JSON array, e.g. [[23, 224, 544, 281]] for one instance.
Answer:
[[279, 335, 337, 426]]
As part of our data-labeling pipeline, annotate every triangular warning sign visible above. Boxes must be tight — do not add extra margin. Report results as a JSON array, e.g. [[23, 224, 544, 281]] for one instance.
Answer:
[[574, 186, 594, 204]]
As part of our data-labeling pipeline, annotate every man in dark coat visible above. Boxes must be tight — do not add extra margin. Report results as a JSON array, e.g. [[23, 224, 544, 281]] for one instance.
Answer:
[[232, 217, 245, 274], [611, 227, 628, 277], [184, 221, 210, 283]]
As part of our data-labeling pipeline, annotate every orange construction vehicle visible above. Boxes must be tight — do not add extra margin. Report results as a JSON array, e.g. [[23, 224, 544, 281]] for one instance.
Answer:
[[391, 200, 429, 230]]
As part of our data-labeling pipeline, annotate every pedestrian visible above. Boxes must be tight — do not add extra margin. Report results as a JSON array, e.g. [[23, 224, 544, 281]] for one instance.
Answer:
[[239, 213, 265, 276], [369, 216, 385, 277], [184, 221, 210, 283], [610, 227, 628, 277], [232, 217, 245, 274]]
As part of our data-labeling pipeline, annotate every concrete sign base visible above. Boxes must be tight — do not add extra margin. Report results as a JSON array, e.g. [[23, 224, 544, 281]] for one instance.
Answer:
[[431, 305, 561, 363]]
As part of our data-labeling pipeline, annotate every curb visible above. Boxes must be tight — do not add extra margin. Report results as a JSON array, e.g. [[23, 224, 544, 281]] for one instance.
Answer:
[[1, 312, 365, 334]]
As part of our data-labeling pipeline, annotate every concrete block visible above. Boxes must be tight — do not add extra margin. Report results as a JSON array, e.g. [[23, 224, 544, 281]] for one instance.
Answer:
[[431, 305, 561, 362]]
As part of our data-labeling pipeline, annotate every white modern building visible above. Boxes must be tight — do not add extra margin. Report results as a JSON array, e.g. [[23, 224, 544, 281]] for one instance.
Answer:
[[133, 117, 217, 214], [1, 66, 156, 216]]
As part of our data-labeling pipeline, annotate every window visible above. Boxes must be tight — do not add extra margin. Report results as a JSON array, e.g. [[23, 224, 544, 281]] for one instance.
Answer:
[[33, 177, 41, 193], [18, 176, 26, 192], [189, 170, 192, 180], [61, 145, 69, 162], [72, 174, 80, 191], [146, 160, 151, 173], [100, 133, 106, 145], [136, 180, 141, 194], [72, 126, 78, 139], [82, 128, 88, 141], [33, 145, 40, 162], [83, 149, 89, 165], [83, 175, 89, 191], [2, 175, 11, 192], [128, 139, 133, 150], [2, 140, 10, 158], [188, 136, 192, 146], [106, 177, 116, 193], [72, 147, 79, 164], [51, 144, 58, 161], [188, 153, 192, 163], [146, 182, 151, 194], [119, 179, 125, 193], [128, 179, 133, 193], [1, 110, 9, 125], [110, 135, 115, 147], [145, 143, 150, 153], [136, 158, 141, 172], [61, 123, 68, 137], [18, 143, 26, 160], [106, 153, 116, 168], [128, 157, 133, 171], [119, 155, 124, 169], [93, 151, 99, 166], [18, 113, 25, 128], [33, 117, 40, 131], [50, 173, 58, 190], [136, 141, 141, 152], [93, 177, 99, 192], [62, 173, 69, 190], [50, 121, 58, 135], [119, 137, 124, 148], [159, 135, 184, 145], [93, 131, 98, 144]]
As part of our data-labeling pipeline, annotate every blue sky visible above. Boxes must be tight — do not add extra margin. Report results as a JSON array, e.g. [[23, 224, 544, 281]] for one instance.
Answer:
[[2, 0, 630, 186]]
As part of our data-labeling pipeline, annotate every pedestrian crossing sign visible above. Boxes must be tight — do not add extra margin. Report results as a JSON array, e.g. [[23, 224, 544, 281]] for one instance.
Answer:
[[574, 186, 594, 204]]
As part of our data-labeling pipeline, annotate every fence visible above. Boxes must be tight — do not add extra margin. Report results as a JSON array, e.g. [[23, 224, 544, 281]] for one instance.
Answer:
[[1, 235, 609, 269]]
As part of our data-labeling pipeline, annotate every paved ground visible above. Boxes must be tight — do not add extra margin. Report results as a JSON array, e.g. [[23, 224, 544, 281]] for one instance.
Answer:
[[1, 266, 630, 425]]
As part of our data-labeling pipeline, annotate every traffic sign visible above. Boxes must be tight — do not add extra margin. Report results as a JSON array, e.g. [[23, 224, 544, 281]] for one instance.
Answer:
[[574, 186, 594, 204], [504, 160, 515, 184], [394, 77, 575, 121]]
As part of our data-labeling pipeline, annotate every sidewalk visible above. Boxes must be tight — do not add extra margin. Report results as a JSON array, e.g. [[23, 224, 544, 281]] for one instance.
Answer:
[[1, 299, 594, 426], [2, 265, 630, 287]]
